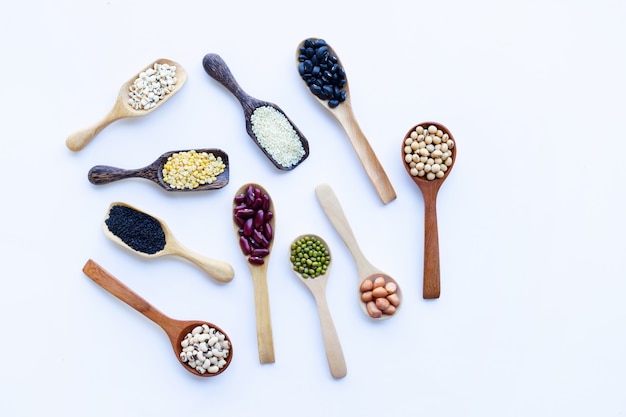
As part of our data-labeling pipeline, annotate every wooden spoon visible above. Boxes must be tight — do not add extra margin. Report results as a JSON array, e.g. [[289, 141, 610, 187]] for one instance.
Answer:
[[66, 58, 187, 152], [232, 183, 276, 364], [202, 53, 309, 171], [82, 259, 233, 377], [315, 184, 402, 320], [297, 38, 396, 205], [402, 122, 457, 299], [290, 234, 346, 379], [88, 148, 229, 191], [103, 201, 234, 283]]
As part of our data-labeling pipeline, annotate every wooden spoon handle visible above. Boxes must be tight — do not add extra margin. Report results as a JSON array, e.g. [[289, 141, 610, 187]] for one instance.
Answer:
[[174, 246, 234, 283], [422, 196, 441, 299], [336, 106, 396, 204], [250, 267, 275, 364], [88, 165, 147, 185], [315, 184, 370, 267], [82, 259, 174, 328], [66, 108, 122, 151], [202, 53, 255, 113], [313, 293, 347, 378]]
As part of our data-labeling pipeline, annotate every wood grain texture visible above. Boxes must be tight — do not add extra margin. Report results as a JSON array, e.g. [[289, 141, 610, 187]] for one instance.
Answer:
[[401, 122, 457, 299], [315, 184, 402, 320], [103, 201, 234, 283], [82, 259, 232, 377], [291, 234, 346, 379], [296, 39, 396, 205], [202, 53, 309, 171], [66, 58, 187, 151], [232, 183, 276, 364], [88, 148, 229, 191]]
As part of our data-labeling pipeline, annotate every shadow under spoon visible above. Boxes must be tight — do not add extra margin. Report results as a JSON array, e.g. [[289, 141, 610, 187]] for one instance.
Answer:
[[82, 259, 233, 377]]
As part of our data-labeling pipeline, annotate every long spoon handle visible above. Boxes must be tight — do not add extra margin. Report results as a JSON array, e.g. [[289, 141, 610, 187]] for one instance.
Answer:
[[82, 259, 175, 329], [250, 266, 275, 364], [174, 244, 235, 283], [422, 192, 441, 299], [313, 292, 347, 378], [336, 104, 397, 205], [202, 53, 256, 114], [88, 165, 152, 185]]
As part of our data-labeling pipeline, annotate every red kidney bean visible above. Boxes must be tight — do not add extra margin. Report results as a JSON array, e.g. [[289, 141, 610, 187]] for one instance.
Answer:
[[239, 236, 252, 255], [263, 222, 273, 241], [254, 210, 265, 228], [251, 248, 269, 257], [253, 229, 269, 248], [234, 215, 245, 227], [262, 194, 270, 211], [248, 256, 264, 265], [252, 197, 263, 210], [243, 218, 254, 236], [235, 208, 255, 218], [265, 211, 273, 221]]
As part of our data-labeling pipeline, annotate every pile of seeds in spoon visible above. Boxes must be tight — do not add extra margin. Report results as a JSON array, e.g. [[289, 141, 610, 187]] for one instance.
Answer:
[[297, 38, 347, 108]]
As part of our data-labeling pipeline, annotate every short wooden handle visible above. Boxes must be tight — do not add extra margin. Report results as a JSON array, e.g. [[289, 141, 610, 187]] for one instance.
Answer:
[[315, 295, 347, 378], [177, 249, 234, 283], [88, 165, 140, 184]]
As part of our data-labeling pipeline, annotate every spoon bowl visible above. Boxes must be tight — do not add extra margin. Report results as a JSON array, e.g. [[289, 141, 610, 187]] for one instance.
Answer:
[[82, 259, 233, 377], [314, 184, 402, 320], [88, 148, 229, 191], [232, 183, 276, 363], [290, 234, 346, 378], [296, 38, 396, 204], [103, 201, 234, 283], [402, 121, 457, 299], [66, 58, 187, 152], [202, 53, 309, 171]]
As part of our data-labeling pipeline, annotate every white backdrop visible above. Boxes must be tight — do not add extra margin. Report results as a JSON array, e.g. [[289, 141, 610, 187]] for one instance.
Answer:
[[1, 1, 625, 416]]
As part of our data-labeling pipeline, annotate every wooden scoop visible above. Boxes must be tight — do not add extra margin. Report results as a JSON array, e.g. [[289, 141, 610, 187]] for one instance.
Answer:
[[315, 184, 402, 320], [296, 38, 396, 205], [402, 122, 457, 299], [290, 234, 346, 379], [82, 259, 233, 377], [202, 53, 309, 171], [66, 58, 187, 152], [88, 148, 229, 191], [103, 201, 234, 283], [232, 183, 276, 363]]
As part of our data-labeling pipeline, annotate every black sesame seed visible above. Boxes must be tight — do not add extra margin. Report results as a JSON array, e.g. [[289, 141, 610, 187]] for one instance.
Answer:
[[105, 205, 166, 255]]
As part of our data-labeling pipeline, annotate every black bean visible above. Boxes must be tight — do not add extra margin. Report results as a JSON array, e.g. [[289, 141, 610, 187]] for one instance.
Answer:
[[105, 205, 166, 255], [298, 38, 347, 108]]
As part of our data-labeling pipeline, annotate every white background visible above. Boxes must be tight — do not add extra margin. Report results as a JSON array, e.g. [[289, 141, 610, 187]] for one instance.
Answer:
[[1, 1, 625, 416]]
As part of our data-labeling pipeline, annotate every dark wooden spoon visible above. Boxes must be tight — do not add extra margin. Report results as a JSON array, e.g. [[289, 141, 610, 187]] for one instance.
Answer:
[[88, 148, 229, 191], [401, 122, 457, 299], [202, 53, 309, 171], [82, 259, 233, 377]]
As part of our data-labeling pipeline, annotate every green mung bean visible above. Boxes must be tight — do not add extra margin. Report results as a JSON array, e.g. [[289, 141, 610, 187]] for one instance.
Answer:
[[290, 236, 330, 279]]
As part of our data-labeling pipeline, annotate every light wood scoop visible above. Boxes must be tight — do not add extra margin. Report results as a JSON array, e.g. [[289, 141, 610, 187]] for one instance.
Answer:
[[103, 201, 234, 283], [88, 148, 229, 191], [82, 259, 233, 377], [297, 38, 396, 204], [402, 122, 457, 299], [290, 234, 346, 379], [232, 183, 276, 364], [66, 58, 187, 151], [315, 184, 402, 320]]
